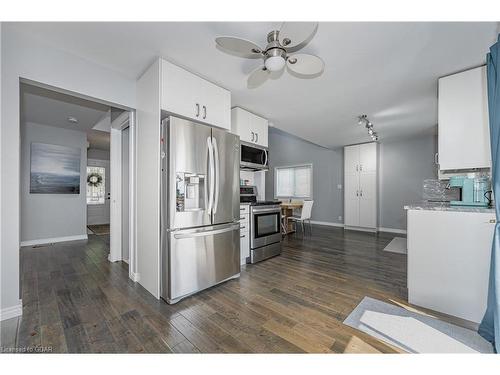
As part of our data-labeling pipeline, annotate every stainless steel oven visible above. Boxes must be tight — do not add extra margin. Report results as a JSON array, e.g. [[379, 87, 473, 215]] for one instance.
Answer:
[[240, 142, 269, 171], [249, 204, 281, 263]]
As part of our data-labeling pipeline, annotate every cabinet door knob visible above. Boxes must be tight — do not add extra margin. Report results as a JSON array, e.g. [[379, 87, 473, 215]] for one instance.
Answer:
[[360, 164, 363, 171], [203, 105, 207, 119], [356, 165, 358, 172], [255, 132, 258, 143], [251, 131, 255, 142], [195, 103, 200, 117], [360, 190, 363, 197]]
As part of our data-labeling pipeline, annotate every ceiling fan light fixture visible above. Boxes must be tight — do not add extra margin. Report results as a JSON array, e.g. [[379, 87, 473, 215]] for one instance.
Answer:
[[265, 55, 286, 72]]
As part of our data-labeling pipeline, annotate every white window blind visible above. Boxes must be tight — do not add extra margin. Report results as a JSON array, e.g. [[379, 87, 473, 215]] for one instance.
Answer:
[[275, 164, 312, 199]]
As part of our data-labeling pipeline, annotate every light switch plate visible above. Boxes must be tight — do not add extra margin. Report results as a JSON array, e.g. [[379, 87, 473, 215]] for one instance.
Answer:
[[337, 184, 342, 190]]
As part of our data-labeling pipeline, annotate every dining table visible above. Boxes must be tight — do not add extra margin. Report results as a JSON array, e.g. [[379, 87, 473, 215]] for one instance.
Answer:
[[280, 201, 304, 234]]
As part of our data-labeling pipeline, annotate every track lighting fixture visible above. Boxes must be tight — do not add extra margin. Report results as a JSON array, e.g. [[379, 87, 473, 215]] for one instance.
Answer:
[[357, 115, 378, 141]]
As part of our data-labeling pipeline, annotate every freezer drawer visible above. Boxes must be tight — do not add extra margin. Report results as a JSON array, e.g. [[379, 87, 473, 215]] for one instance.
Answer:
[[162, 223, 240, 303]]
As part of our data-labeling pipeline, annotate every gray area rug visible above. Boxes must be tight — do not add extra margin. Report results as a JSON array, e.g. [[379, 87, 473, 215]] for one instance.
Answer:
[[343, 296, 493, 353], [383, 237, 407, 254]]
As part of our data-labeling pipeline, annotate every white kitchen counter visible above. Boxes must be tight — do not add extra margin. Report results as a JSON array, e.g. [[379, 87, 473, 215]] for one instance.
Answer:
[[406, 208, 495, 323], [405, 201, 494, 214]]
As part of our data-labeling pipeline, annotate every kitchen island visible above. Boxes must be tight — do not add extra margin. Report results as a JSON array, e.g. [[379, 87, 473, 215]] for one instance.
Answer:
[[405, 202, 495, 324]]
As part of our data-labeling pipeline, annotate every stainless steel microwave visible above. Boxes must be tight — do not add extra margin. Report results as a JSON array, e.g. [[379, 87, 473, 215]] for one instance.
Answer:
[[240, 142, 269, 170]]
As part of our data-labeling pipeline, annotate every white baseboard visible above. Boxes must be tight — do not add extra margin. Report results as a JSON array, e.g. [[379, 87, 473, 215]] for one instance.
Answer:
[[130, 272, 140, 282], [378, 227, 407, 234], [344, 225, 378, 233], [108, 253, 122, 263], [20, 234, 88, 247], [1, 301, 22, 321], [310, 220, 345, 228]]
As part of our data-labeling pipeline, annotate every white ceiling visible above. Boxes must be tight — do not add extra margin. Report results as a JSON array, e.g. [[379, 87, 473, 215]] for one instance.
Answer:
[[21, 83, 111, 150], [11, 22, 499, 148]]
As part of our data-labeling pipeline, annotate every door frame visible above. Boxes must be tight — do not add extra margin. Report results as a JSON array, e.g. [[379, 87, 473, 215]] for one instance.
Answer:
[[109, 110, 138, 282]]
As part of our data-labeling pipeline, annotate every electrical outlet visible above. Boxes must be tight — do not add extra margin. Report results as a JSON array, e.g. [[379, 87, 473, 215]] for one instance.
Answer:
[[338, 216, 343, 221], [337, 184, 342, 190]]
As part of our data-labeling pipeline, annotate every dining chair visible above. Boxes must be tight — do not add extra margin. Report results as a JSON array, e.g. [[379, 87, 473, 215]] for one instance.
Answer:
[[287, 200, 314, 235]]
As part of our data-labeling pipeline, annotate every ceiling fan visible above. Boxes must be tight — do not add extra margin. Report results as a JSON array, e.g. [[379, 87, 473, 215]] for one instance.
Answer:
[[215, 22, 324, 89]]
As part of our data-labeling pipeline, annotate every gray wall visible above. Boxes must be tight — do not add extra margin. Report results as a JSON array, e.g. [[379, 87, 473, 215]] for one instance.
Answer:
[[266, 127, 437, 230], [21, 122, 88, 243], [378, 133, 438, 230], [87, 148, 110, 160], [265, 127, 344, 223]]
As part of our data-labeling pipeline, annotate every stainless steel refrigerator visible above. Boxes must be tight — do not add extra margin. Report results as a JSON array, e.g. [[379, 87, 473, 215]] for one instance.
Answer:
[[160, 116, 240, 304]]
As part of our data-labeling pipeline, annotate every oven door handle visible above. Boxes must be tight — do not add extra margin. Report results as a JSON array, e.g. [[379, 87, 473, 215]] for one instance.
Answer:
[[252, 208, 281, 214]]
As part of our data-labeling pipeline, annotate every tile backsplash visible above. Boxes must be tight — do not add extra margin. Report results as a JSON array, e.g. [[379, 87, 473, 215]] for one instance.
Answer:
[[423, 179, 460, 202]]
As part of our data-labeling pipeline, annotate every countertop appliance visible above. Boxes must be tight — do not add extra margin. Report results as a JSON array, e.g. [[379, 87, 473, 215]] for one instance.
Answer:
[[240, 141, 269, 171], [448, 175, 491, 207], [160, 116, 241, 304], [239, 185, 282, 263]]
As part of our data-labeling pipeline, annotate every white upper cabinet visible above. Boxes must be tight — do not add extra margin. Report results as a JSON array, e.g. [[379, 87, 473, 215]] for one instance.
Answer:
[[438, 66, 491, 171], [161, 59, 231, 130], [231, 107, 269, 147]]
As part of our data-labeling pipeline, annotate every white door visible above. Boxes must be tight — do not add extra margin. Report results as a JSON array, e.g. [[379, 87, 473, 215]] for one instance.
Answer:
[[87, 159, 110, 225], [344, 145, 360, 175], [359, 142, 377, 173], [359, 172, 377, 228], [344, 173, 360, 226]]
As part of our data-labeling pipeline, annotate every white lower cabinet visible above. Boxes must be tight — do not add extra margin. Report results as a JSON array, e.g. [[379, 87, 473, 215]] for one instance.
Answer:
[[344, 143, 378, 230], [407, 209, 495, 323], [239, 204, 250, 265]]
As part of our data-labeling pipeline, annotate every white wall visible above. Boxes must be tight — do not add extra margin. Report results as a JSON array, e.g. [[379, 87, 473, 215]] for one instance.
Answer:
[[21, 123, 88, 244], [1, 25, 136, 317]]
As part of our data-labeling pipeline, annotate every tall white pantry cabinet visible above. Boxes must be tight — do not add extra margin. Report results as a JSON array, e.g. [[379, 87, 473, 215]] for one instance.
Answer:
[[344, 143, 378, 231]]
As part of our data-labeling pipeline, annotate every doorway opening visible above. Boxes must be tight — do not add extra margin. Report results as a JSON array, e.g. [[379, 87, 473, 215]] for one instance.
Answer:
[[19, 81, 135, 277]]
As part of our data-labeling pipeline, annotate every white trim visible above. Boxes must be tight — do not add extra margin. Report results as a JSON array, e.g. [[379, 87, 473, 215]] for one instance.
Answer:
[[0, 301, 23, 321], [344, 225, 378, 233], [310, 220, 345, 228], [20, 234, 88, 247], [128, 112, 137, 282], [130, 272, 140, 282], [378, 227, 407, 234]]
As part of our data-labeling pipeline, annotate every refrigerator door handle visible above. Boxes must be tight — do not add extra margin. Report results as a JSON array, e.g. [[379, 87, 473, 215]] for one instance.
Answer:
[[213, 137, 220, 213], [206, 136, 215, 215], [173, 223, 239, 239]]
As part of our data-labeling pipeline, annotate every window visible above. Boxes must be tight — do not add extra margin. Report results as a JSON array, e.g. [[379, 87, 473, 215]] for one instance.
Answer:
[[274, 164, 313, 199], [87, 166, 105, 205]]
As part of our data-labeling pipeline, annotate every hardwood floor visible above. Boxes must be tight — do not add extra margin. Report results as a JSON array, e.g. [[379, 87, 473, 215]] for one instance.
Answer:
[[4, 226, 409, 353]]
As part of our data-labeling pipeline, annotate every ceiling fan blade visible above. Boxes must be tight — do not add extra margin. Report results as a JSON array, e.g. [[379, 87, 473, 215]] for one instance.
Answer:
[[279, 22, 318, 52], [215, 36, 263, 58], [247, 66, 270, 89], [287, 54, 324, 77]]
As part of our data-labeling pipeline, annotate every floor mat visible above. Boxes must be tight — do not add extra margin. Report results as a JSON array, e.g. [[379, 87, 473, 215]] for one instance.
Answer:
[[383, 237, 407, 254], [87, 224, 110, 235], [343, 296, 493, 353]]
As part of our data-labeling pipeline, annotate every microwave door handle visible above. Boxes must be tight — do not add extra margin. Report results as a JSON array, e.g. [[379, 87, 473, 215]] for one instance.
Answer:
[[206, 136, 214, 215], [212, 137, 220, 213], [263, 149, 268, 166]]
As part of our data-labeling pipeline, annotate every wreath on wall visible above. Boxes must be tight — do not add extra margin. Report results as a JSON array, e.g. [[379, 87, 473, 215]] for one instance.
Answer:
[[87, 172, 103, 187]]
